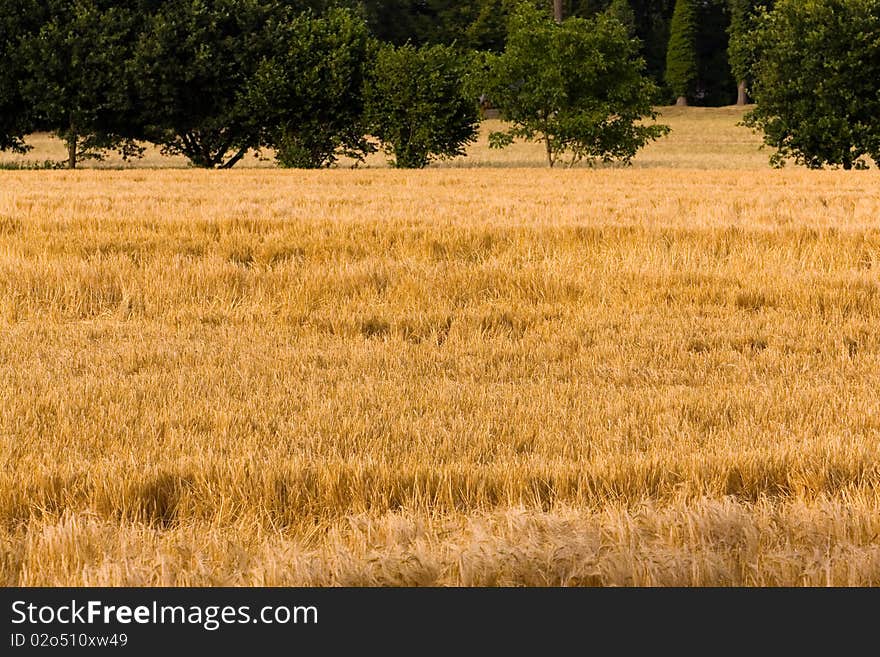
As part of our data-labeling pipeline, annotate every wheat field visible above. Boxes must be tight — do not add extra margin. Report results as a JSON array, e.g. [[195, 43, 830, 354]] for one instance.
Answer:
[[2, 109, 880, 586]]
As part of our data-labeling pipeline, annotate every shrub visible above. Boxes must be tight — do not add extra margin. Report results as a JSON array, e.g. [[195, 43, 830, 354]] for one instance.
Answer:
[[364, 43, 480, 169]]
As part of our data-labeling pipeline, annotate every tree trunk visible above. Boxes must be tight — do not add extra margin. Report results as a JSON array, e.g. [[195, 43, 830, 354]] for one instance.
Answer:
[[219, 146, 249, 170], [553, 0, 563, 23], [67, 134, 77, 170], [736, 80, 747, 106], [545, 135, 555, 168], [675, 96, 688, 107]]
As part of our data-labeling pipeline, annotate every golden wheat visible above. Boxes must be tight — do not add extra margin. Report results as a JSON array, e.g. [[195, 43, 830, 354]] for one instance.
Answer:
[[1, 108, 880, 585]]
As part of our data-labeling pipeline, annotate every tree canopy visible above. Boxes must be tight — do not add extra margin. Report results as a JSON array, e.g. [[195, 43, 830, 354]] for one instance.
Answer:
[[665, 0, 698, 104], [364, 43, 480, 168], [248, 8, 375, 168], [743, 0, 880, 169], [483, 4, 669, 167], [727, 0, 774, 104], [18, 0, 143, 167], [0, 1, 41, 153], [132, 0, 276, 169], [3, 0, 878, 173]]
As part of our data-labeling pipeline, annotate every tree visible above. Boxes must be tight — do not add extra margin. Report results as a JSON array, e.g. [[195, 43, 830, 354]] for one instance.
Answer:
[[465, 0, 512, 51], [482, 4, 669, 168], [466, 0, 546, 52], [0, 2, 43, 153], [133, 0, 274, 168], [348, 1, 745, 108], [338, 1, 748, 108], [18, 0, 143, 168], [743, 0, 880, 169], [248, 8, 375, 168], [364, 43, 480, 168], [728, 0, 750, 104], [665, 0, 698, 105], [727, 0, 772, 105], [606, 0, 637, 36]]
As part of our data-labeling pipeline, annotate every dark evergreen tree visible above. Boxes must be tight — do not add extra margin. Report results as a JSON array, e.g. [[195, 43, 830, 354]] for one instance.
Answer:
[[465, 0, 511, 51], [665, 0, 698, 105], [695, 0, 735, 106]]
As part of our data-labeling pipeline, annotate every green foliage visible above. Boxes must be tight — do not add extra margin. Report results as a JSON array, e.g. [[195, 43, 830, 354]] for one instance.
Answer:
[[727, 0, 753, 83], [133, 0, 275, 168], [743, 0, 880, 169], [364, 43, 480, 168], [482, 4, 669, 168], [606, 0, 637, 36], [349, 1, 748, 104], [248, 8, 375, 168], [466, 0, 514, 51], [630, 0, 678, 86], [665, 0, 698, 100], [18, 0, 143, 167], [727, 0, 772, 84], [356, 0, 469, 47], [0, 1, 41, 153]]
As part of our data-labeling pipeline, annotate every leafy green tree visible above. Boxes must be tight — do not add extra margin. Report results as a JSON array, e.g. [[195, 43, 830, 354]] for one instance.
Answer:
[[743, 0, 880, 169], [133, 0, 274, 168], [727, 0, 772, 105], [18, 0, 143, 168], [483, 4, 669, 168], [364, 43, 480, 168], [665, 0, 698, 105], [0, 2, 44, 153], [248, 8, 375, 168]]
